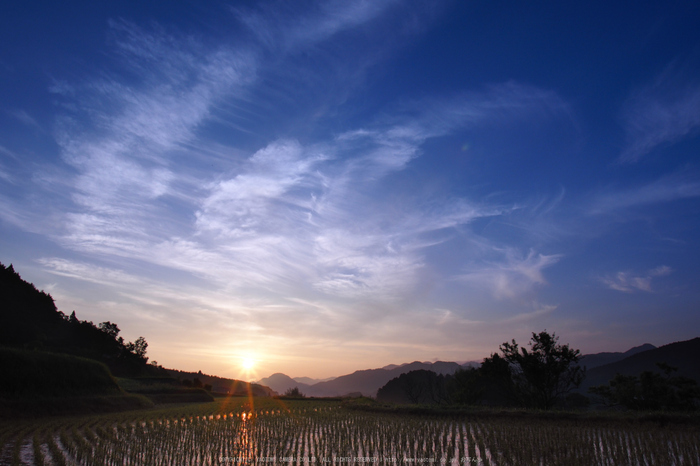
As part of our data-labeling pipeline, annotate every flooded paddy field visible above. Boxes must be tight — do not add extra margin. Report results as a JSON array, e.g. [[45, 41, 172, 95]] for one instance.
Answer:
[[1, 398, 698, 465]]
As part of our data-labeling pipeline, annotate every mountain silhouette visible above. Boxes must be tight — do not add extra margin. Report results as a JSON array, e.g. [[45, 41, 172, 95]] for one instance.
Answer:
[[293, 376, 336, 385], [256, 373, 313, 395], [262, 361, 464, 397], [579, 337, 700, 392], [311, 361, 464, 397], [579, 343, 656, 370]]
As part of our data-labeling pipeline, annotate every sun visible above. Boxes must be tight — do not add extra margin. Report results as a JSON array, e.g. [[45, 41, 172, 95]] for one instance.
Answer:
[[235, 353, 261, 381], [241, 357, 256, 371]]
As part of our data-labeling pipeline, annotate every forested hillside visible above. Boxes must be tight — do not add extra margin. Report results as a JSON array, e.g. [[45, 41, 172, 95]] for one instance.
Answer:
[[0, 262, 162, 377]]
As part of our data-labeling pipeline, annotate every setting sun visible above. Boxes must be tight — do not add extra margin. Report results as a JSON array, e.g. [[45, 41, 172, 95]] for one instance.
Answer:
[[241, 357, 256, 371]]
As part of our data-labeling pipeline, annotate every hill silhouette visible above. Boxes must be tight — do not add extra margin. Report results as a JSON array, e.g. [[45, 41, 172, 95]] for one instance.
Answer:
[[264, 361, 464, 397], [313, 361, 463, 397], [0, 263, 66, 347], [293, 375, 336, 385], [580, 337, 700, 392], [376, 369, 452, 405], [0, 347, 121, 398], [259, 341, 699, 400], [579, 343, 656, 370], [0, 262, 162, 377], [257, 373, 313, 395], [168, 369, 274, 397]]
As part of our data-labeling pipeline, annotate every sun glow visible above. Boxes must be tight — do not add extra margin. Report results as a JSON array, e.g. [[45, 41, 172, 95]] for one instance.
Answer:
[[241, 357, 256, 371], [231, 351, 263, 382]]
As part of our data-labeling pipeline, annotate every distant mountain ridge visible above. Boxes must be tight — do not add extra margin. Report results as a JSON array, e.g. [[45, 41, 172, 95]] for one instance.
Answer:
[[579, 343, 656, 370], [310, 361, 464, 397], [259, 361, 467, 397], [579, 337, 700, 392], [259, 339, 700, 399], [294, 376, 336, 385], [257, 373, 314, 395]]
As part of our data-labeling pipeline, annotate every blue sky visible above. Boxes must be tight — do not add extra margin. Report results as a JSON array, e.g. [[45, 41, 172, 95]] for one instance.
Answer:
[[2, 0, 700, 379]]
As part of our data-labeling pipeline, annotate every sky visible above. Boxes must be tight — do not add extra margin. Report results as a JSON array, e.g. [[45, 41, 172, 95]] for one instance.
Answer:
[[1, 1, 700, 380]]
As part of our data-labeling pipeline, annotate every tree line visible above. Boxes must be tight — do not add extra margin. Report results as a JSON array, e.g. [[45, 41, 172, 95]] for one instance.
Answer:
[[0, 262, 162, 377], [377, 330, 699, 411]]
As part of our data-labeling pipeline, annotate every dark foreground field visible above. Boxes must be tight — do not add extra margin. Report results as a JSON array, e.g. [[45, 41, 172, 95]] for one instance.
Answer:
[[1, 397, 699, 465]]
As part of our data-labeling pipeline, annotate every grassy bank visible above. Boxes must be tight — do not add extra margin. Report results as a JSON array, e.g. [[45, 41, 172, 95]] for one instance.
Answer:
[[0, 347, 120, 398], [0, 347, 154, 418], [0, 393, 153, 419], [115, 377, 215, 404]]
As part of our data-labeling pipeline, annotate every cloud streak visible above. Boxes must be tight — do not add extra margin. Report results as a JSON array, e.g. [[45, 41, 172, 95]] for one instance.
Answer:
[[600, 266, 672, 293], [42, 42, 570, 354], [619, 61, 700, 163], [588, 173, 700, 215], [235, 0, 401, 52], [457, 249, 562, 300], [1, 0, 615, 377]]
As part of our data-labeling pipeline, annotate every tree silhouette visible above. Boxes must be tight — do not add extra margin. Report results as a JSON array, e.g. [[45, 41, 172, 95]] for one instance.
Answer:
[[449, 367, 485, 405], [377, 370, 451, 405], [99, 321, 120, 338], [284, 387, 305, 397], [0, 262, 164, 377], [589, 363, 700, 411], [486, 330, 585, 409]]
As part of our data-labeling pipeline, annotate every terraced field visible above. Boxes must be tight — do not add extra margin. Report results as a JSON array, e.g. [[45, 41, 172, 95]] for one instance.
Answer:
[[1, 398, 698, 465]]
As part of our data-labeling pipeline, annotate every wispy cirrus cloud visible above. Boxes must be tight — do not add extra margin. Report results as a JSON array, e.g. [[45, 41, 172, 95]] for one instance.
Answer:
[[456, 249, 562, 300], [600, 265, 672, 293], [234, 0, 401, 52], [38, 257, 143, 287], [499, 303, 558, 324], [196, 139, 329, 238], [190, 135, 502, 300], [288, 0, 401, 46], [588, 172, 700, 215], [619, 60, 700, 163], [332, 81, 571, 179], [48, 19, 258, 256], [50, 81, 567, 305], [382, 81, 571, 141], [7, 109, 43, 132], [15, 1, 579, 373]]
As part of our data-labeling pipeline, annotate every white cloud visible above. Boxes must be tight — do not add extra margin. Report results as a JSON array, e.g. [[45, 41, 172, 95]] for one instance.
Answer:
[[588, 173, 700, 215], [5, 3, 587, 375], [48, 20, 258, 259], [368, 82, 571, 146], [49, 77, 562, 305], [619, 62, 700, 163], [235, 0, 400, 52], [291, 0, 400, 45], [311, 229, 423, 299], [600, 266, 672, 293], [457, 249, 562, 300], [500, 303, 558, 324], [7, 109, 43, 131], [38, 257, 142, 287], [0, 144, 20, 161], [196, 139, 329, 238]]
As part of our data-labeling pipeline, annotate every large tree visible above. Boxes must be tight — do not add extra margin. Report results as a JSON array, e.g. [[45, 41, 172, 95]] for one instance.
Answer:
[[488, 330, 585, 409]]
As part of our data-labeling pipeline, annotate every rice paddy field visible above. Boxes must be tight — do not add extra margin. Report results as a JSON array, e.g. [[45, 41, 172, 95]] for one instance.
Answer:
[[1, 397, 699, 465]]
